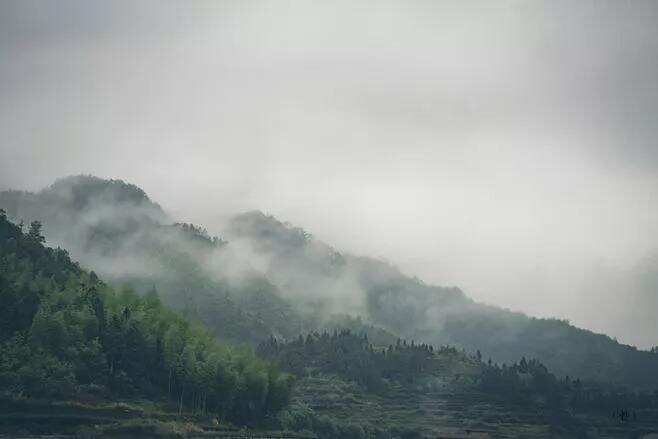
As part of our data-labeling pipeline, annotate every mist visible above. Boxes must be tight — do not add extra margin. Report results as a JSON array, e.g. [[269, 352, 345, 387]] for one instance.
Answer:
[[2, 1, 658, 347]]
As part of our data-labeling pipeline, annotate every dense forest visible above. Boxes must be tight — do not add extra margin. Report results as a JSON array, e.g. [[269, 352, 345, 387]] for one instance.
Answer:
[[227, 209, 658, 390], [2, 176, 658, 437], [260, 330, 658, 438], [259, 330, 658, 415], [0, 210, 292, 426], [2, 176, 657, 393]]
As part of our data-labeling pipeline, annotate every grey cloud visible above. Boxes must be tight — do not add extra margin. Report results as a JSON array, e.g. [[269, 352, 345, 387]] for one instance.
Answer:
[[1, 0, 658, 347]]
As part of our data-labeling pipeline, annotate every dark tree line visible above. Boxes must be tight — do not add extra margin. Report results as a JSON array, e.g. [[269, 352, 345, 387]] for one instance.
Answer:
[[258, 327, 658, 420], [477, 354, 658, 418], [258, 329, 465, 392]]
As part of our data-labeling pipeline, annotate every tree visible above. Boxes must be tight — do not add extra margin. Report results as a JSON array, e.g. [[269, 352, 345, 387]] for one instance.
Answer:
[[28, 221, 45, 243]]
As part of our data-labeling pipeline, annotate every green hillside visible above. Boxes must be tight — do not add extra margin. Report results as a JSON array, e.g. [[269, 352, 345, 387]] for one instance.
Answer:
[[227, 210, 658, 390], [261, 331, 658, 438], [0, 211, 292, 435], [0, 176, 305, 345]]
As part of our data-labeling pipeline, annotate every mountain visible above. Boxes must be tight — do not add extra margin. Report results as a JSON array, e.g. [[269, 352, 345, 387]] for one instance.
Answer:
[[2, 176, 658, 392], [0, 175, 167, 254], [3, 211, 656, 438], [0, 176, 304, 345], [227, 210, 658, 390], [2, 177, 658, 438]]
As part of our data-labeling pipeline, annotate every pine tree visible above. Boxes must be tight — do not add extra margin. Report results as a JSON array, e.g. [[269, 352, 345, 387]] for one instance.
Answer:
[[27, 221, 45, 243]]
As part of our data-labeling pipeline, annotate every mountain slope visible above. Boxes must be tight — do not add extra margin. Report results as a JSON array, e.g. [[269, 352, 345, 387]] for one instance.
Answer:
[[2, 176, 658, 391], [227, 211, 658, 390], [0, 211, 292, 430], [262, 330, 658, 438], [0, 176, 304, 345]]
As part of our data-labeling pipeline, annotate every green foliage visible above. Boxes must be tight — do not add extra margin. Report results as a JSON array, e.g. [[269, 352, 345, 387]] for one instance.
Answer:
[[0, 215, 292, 425], [27, 220, 45, 243], [261, 329, 658, 428], [171, 222, 226, 248], [258, 330, 466, 393], [277, 399, 428, 439], [0, 334, 76, 398]]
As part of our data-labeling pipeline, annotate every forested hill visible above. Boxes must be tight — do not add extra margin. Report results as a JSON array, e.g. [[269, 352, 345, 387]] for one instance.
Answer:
[[0, 211, 292, 425], [260, 330, 658, 438], [2, 176, 658, 392], [0, 175, 167, 254], [0, 176, 306, 345], [3, 208, 658, 438], [228, 211, 658, 390]]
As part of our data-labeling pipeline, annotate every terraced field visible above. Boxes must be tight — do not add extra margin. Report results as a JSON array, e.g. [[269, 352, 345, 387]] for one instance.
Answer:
[[0, 399, 314, 439], [3, 383, 658, 438], [293, 375, 658, 438]]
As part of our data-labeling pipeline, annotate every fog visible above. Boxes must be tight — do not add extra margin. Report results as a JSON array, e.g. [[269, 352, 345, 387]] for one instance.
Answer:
[[1, 1, 658, 347]]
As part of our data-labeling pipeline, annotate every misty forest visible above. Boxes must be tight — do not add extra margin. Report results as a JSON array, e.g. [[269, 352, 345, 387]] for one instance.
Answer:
[[2, 1, 658, 439]]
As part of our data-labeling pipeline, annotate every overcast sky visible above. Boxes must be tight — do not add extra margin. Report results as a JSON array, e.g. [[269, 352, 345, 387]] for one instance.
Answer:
[[2, 1, 658, 346]]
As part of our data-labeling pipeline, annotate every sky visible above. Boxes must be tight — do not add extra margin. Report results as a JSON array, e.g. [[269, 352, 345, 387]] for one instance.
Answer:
[[1, 0, 658, 346]]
